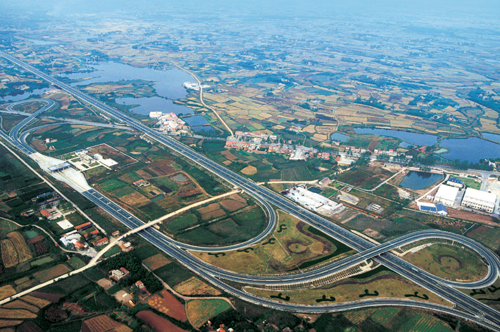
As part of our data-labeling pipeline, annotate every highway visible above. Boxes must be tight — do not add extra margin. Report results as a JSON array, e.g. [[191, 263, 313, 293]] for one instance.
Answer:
[[2, 51, 500, 330]]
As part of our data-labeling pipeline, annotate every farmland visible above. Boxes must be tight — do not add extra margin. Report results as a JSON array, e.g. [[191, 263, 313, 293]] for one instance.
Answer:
[[162, 195, 266, 246], [147, 290, 187, 322], [136, 310, 188, 332], [185, 299, 231, 329], [173, 277, 221, 296], [336, 165, 394, 190]]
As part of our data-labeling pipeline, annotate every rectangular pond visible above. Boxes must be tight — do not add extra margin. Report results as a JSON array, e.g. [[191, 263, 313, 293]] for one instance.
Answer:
[[400, 171, 443, 190]]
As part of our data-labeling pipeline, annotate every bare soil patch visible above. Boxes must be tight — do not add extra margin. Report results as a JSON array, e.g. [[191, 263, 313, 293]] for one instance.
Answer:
[[120, 192, 149, 206], [221, 150, 237, 160], [136, 310, 188, 332], [201, 209, 226, 221], [196, 203, 221, 215], [142, 254, 171, 271], [448, 208, 494, 225], [147, 290, 187, 322], [220, 199, 247, 212], [241, 165, 257, 175]]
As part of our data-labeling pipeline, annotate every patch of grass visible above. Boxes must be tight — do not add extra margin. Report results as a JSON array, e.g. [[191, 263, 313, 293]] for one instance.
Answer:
[[246, 267, 450, 307], [100, 179, 127, 192], [186, 299, 231, 329], [133, 245, 158, 261], [404, 244, 488, 282], [83, 267, 106, 281]]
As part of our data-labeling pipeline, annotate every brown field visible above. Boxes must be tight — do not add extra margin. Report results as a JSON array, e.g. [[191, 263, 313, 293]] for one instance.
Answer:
[[173, 277, 221, 296], [142, 254, 171, 271], [32, 264, 71, 283], [120, 192, 149, 206], [82, 314, 131, 332], [241, 165, 257, 175], [448, 209, 495, 225], [221, 150, 237, 160], [178, 187, 202, 198], [135, 169, 153, 179], [196, 203, 220, 215], [228, 194, 246, 203], [201, 209, 226, 221], [136, 310, 188, 332], [7, 232, 32, 263], [32, 125, 59, 135], [2, 300, 39, 314], [220, 199, 247, 212], [0, 309, 37, 319], [147, 290, 187, 322], [0, 239, 18, 268], [148, 160, 176, 176], [0, 286, 16, 301], [0, 320, 22, 328], [31, 140, 47, 152], [28, 292, 63, 304], [21, 295, 51, 309], [26, 236, 43, 245]]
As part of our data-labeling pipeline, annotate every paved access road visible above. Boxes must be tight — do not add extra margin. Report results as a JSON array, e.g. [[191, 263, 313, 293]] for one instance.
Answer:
[[2, 51, 500, 330]]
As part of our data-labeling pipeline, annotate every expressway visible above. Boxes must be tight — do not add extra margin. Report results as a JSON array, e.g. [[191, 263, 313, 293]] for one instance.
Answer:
[[2, 51, 500, 330]]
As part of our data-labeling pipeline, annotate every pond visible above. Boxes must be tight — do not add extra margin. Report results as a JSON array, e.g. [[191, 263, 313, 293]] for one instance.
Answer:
[[354, 128, 437, 146], [115, 96, 193, 116], [331, 132, 350, 142], [400, 171, 443, 190], [439, 137, 500, 163], [184, 115, 209, 126], [192, 125, 216, 134], [483, 133, 500, 144], [308, 187, 323, 194]]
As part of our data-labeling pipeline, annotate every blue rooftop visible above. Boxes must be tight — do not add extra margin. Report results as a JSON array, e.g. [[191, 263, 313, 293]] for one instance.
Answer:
[[448, 178, 464, 185]]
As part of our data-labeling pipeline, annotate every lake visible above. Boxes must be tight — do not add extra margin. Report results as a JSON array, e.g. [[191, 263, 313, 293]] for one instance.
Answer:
[[331, 132, 350, 142], [0, 88, 49, 103], [354, 128, 437, 146], [439, 137, 500, 163], [115, 97, 193, 116], [400, 171, 443, 190], [59, 61, 193, 99]]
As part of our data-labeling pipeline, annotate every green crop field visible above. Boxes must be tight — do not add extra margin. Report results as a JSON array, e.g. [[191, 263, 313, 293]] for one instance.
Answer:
[[154, 262, 194, 287], [100, 179, 127, 192]]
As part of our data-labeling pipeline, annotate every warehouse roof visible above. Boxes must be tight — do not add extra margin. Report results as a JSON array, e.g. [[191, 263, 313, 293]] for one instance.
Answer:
[[435, 185, 459, 201]]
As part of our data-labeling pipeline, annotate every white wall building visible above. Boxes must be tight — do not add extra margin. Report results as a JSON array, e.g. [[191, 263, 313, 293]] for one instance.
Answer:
[[461, 188, 497, 213], [434, 184, 459, 207]]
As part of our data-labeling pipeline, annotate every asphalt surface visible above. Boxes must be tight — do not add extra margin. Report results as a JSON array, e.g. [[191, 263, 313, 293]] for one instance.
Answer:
[[2, 51, 500, 330]]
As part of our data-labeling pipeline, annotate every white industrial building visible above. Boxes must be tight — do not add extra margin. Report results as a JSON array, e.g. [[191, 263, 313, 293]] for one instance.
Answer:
[[461, 188, 497, 213], [283, 185, 344, 216], [434, 185, 459, 207]]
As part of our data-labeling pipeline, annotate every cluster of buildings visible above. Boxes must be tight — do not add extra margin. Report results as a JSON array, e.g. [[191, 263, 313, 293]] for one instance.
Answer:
[[422, 177, 498, 215], [234, 131, 278, 143], [73, 148, 118, 169], [59, 221, 109, 250], [282, 185, 345, 216], [110, 267, 130, 281], [225, 138, 335, 162], [150, 111, 188, 133]]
